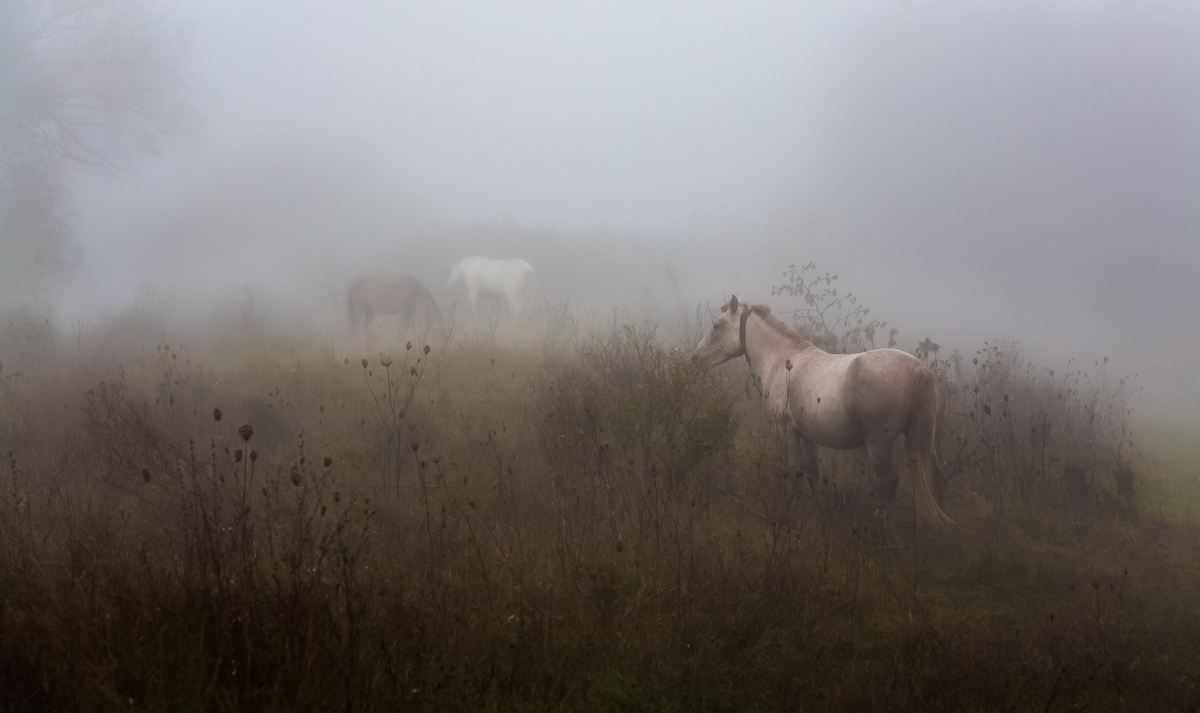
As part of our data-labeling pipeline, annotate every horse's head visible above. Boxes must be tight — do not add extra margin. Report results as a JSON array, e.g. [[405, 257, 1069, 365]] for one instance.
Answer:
[[693, 295, 747, 368]]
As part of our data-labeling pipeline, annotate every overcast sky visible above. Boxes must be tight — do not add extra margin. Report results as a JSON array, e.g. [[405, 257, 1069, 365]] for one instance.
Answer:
[[63, 0, 1200, 408]]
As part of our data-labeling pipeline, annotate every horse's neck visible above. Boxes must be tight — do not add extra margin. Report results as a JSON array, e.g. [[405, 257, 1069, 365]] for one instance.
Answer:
[[742, 311, 786, 367], [745, 310, 817, 372]]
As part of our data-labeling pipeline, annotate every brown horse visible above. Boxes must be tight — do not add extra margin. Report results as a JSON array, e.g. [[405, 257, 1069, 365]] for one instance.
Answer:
[[694, 296, 952, 524], [347, 275, 441, 330]]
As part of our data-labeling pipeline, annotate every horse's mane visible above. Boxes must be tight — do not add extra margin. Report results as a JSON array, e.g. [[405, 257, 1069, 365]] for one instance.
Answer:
[[747, 304, 811, 349]]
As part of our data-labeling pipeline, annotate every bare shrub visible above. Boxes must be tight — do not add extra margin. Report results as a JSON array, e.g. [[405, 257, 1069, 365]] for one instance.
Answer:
[[0, 294, 1191, 710], [929, 339, 1138, 517], [772, 262, 887, 353]]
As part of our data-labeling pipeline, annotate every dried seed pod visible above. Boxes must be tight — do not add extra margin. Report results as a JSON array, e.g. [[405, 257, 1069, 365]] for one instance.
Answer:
[[238, 424, 254, 441], [213, 407, 222, 422]]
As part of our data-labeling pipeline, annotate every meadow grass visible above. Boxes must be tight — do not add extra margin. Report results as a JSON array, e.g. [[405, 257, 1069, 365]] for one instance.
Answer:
[[0, 303, 1198, 711]]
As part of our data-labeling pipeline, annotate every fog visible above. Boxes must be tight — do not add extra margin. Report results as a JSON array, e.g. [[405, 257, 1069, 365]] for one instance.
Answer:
[[53, 1, 1200, 412]]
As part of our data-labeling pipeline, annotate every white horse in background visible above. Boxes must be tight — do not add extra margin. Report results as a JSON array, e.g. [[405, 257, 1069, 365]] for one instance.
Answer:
[[445, 257, 536, 320], [694, 295, 952, 525]]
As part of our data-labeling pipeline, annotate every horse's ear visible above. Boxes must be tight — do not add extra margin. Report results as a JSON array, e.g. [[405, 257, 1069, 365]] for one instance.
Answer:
[[729, 295, 739, 313], [720, 304, 728, 313]]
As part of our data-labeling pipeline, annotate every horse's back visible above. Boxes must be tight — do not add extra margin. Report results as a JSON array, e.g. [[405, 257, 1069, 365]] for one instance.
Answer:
[[454, 257, 534, 294], [784, 347, 930, 443]]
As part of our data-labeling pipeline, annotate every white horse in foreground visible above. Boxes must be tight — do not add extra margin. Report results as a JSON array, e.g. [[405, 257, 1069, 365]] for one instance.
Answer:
[[694, 296, 952, 524], [445, 257, 536, 320]]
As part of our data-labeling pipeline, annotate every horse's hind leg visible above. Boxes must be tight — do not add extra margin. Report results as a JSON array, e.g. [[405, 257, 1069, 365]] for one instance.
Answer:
[[866, 433, 899, 515]]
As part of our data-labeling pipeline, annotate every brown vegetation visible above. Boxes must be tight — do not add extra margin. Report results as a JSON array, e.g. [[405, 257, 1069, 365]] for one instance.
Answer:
[[0, 301, 1196, 711]]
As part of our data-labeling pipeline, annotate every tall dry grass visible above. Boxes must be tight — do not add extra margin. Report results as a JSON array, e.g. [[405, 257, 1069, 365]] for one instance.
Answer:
[[0, 298, 1196, 711]]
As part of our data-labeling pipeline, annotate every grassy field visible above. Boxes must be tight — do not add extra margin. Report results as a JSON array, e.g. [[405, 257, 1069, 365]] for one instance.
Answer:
[[1, 302, 1198, 711]]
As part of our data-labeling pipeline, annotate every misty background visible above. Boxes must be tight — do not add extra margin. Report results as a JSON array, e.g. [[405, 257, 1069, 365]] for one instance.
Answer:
[[8, 1, 1200, 414]]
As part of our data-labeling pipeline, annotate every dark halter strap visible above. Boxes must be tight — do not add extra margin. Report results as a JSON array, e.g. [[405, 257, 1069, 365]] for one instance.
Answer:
[[736, 306, 753, 364], [736, 306, 764, 398]]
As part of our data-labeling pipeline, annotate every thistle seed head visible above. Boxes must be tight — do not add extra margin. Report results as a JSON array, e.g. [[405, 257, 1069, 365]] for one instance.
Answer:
[[238, 424, 254, 441]]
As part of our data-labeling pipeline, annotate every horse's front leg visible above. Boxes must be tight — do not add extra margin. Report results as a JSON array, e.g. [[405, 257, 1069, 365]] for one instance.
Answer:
[[505, 291, 522, 322], [466, 289, 479, 318], [866, 433, 899, 516], [786, 427, 820, 496]]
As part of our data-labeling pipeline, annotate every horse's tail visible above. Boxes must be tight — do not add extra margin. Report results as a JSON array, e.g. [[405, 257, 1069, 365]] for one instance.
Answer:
[[909, 366, 954, 525]]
